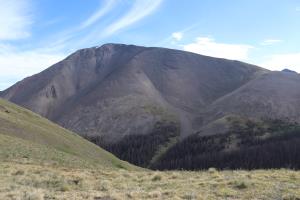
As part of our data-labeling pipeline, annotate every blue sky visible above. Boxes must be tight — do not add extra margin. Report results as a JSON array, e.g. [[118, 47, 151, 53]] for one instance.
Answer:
[[0, 0, 300, 90]]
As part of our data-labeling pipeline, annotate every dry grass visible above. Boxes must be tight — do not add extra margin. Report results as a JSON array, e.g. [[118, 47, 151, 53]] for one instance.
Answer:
[[0, 162, 299, 200]]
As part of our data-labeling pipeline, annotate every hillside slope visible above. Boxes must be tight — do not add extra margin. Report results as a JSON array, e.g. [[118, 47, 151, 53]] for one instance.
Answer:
[[3, 43, 300, 169], [0, 44, 267, 166], [155, 117, 300, 170], [0, 98, 135, 169], [1, 100, 298, 200], [0, 44, 265, 139], [200, 71, 300, 127]]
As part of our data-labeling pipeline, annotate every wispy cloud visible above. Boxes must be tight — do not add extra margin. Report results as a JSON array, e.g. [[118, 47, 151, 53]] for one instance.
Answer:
[[49, 0, 163, 49], [0, 47, 65, 90], [0, 0, 33, 40], [183, 37, 253, 60], [260, 39, 282, 46], [80, 0, 116, 29], [43, 0, 116, 50], [296, 7, 300, 12], [0, 0, 49, 90], [260, 53, 300, 72], [0, 0, 165, 90], [104, 0, 163, 36]]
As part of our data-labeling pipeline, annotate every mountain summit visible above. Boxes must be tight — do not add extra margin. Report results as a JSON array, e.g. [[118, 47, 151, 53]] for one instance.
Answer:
[[2, 43, 300, 168], [282, 68, 297, 74]]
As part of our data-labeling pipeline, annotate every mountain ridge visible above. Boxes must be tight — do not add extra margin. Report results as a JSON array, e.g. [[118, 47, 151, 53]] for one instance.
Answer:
[[2, 43, 300, 168]]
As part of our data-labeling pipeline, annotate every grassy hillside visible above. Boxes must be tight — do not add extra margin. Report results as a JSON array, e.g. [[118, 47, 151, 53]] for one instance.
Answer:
[[0, 98, 135, 169], [0, 98, 299, 199]]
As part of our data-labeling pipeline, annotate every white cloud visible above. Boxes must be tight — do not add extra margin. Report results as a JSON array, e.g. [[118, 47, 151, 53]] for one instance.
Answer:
[[0, 0, 32, 40], [156, 24, 200, 47], [80, 0, 116, 29], [0, 0, 165, 90], [260, 39, 282, 46], [44, 1, 116, 49], [296, 7, 300, 12], [104, 0, 163, 35], [52, 0, 163, 48], [183, 37, 253, 60], [171, 32, 183, 41], [0, 48, 65, 90], [0, 0, 164, 90], [260, 53, 300, 72]]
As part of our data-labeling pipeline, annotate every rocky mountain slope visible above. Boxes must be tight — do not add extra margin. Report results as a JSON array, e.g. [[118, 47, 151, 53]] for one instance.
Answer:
[[2, 43, 300, 168]]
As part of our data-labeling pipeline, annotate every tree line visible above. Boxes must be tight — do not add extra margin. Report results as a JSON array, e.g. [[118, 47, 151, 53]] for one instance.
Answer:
[[84, 121, 179, 167], [153, 119, 300, 170]]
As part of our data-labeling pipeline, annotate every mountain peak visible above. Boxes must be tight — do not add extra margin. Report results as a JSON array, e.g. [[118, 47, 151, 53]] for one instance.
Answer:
[[282, 68, 297, 74], [95, 43, 146, 50], [4, 44, 300, 169]]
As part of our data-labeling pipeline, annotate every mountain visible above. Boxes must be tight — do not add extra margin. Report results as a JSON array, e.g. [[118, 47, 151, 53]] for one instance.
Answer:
[[0, 44, 265, 138], [2, 43, 300, 169], [1, 92, 299, 200], [282, 68, 297, 73], [0, 87, 299, 200], [198, 71, 300, 133], [0, 98, 135, 169]]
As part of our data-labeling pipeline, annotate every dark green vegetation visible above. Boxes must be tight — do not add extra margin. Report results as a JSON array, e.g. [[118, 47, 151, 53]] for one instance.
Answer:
[[154, 118, 300, 170], [85, 121, 179, 168], [0, 98, 135, 169]]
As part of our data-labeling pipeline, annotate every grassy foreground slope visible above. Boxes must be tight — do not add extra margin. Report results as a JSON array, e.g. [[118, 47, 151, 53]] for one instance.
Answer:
[[0, 98, 299, 199], [0, 98, 135, 169]]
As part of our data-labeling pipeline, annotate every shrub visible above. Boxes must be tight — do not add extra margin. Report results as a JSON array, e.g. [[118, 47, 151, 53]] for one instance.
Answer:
[[234, 181, 247, 189], [152, 174, 162, 181]]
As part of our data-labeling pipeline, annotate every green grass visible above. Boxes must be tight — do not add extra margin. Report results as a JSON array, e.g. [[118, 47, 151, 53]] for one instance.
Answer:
[[0, 98, 136, 170], [149, 136, 178, 166]]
